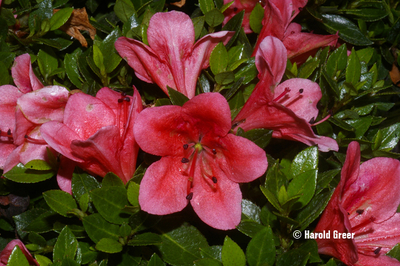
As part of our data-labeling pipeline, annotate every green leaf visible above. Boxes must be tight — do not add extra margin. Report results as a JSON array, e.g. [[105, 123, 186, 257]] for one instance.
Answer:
[[378, 123, 400, 150], [346, 48, 361, 85], [195, 258, 222, 266], [7, 246, 30, 266], [387, 243, 400, 261], [93, 44, 105, 75], [43, 190, 78, 217], [210, 42, 228, 75], [37, 48, 58, 79], [24, 160, 52, 171], [99, 29, 122, 74], [4, 163, 54, 183], [205, 9, 225, 28], [222, 11, 244, 49], [199, 0, 214, 14], [64, 49, 83, 88], [326, 44, 347, 78], [221, 236, 246, 266], [298, 58, 320, 79], [50, 8, 73, 31], [241, 199, 261, 222], [147, 253, 165, 266], [243, 129, 273, 149], [215, 71, 235, 85], [128, 232, 162, 246], [246, 226, 276, 266], [53, 226, 78, 262], [159, 224, 209, 265], [91, 186, 130, 224], [287, 170, 318, 209], [249, 3, 264, 34], [168, 87, 189, 106], [322, 14, 373, 46], [102, 172, 125, 187], [114, 0, 136, 23], [35, 254, 52, 266], [192, 16, 205, 40], [345, 116, 373, 139], [71, 172, 100, 201], [236, 220, 265, 238], [0, 60, 11, 85], [82, 213, 120, 243], [127, 181, 140, 207], [96, 238, 123, 253], [291, 146, 318, 177], [276, 248, 310, 266], [342, 7, 388, 22]]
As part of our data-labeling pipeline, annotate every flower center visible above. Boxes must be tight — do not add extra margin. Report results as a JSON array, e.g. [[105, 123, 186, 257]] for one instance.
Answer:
[[181, 141, 218, 200]]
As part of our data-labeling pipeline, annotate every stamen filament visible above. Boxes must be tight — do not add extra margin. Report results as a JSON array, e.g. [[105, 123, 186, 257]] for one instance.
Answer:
[[24, 135, 47, 145], [310, 113, 331, 126]]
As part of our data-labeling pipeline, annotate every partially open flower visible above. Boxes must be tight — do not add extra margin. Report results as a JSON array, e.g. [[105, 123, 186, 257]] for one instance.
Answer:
[[315, 141, 400, 265], [134, 92, 268, 230]]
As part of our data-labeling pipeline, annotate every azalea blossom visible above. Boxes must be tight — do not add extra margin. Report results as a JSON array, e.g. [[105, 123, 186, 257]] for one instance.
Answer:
[[40, 87, 142, 192], [0, 54, 69, 173], [232, 36, 338, 152], [253, 0, 338, 64], [314, 141, 400, 265], [0, 239, 39, 266], [134, 92, 268, 230], [115, 10, 234, 99]]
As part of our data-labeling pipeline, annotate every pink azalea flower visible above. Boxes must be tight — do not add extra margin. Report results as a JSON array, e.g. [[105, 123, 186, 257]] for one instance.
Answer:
[[253, 0, 338, 64], [314, 141, 400, 266], [0, 239, 39, 266], [222, 0, 262, 34], [0, 54, 69, 172], [134, 92, 268, 230], [115, 11, 234, 99], [40, 87, 143, 192], [232, 36, 338, 152]]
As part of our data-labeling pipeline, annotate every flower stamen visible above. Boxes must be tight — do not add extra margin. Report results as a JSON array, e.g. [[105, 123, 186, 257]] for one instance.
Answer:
[[24, 135, 47, 145]]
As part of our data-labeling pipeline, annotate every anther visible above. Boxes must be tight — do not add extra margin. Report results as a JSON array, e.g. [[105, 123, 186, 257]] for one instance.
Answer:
[[186, 192, 193, 200], [233, 7, 238, 12], [121, 92, 127, 96], [7, 129, 11, 135], [374, 247, 381, 255], [181, 158, 190, 163], [299, 88, 304, 93], [309, 117, 315, 124], [291, 31, 295, 34], [118, 98, 123, 103], [212, 149, 216, 154], [212, 177, 217, 183], [183, 144, 188, 150], [124, 97, 130, 102], [356, 209, 364, 215], [299, 7, 303, 11]]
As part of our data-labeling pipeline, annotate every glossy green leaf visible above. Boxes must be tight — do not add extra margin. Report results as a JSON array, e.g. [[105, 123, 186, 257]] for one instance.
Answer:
[[35, 254, 52, 266], [346, 48, 361, 85], [246, 226, 276, 266], [82, 213, 120, 243], [7, 246, 30, 266], [159, 224, 209, 265], [127, 181, 140, 207], [43, 190, 77, 217], [205, 9, 224, 28], [287, 170, 318, 209], [128, 232, 162, 246], [37, 48, 58, 79], [195, 258, 222, 266], [14, 208, 56, 236], [221, 236, 246, 266], [99, 29, 122, 74], [96, 238, 123, 253], [342, 7, 388, 22], [322, 14, 373, 46], [91, 186, 130, 224], [210, 42, 228, 75], [199, 0, 214, 14], [168, 86, 189, 106], [298, 58, 320, 79], [24, 160, 52, 171], [378, 123, 400, 150], [236, 220, 265, 238], [0, 60, 11, 85], [147, 253, 165, 266], [222, 11, 244, 49], [291, 146, 318, 177], [387, 243, 400, 261], [53, 226, 78, 262], [64, 49, 83, 87], [50, 7, 73, 31], [326, 44, 347, 78], [102, 172, 125, 187], [114, 0, 136, 23], [276, 248, 310, 266], [215, 71, 235, 85], [4, 163, 54, 183], [244, 129, 273, 149], [71, 172, 100, 201], [345, 116, 373, 139], [249, 3, 264, 34], [192, 16, 205, 40]]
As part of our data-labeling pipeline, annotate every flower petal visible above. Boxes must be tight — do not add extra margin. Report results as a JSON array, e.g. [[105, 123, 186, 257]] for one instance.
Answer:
[[0, 85, 22, 132], [357, 253, 400, 266], [191, 162, 242, 230], [11, 54, 43, 93], [17, 86, 69, 124], [0, 239, 39, 266], [139, 156, 188, 215], [56, 156, 76, 194], [115, 37, 175, 95], [273, 78, 321, 123], [216, 134, 268, 183], [63, 92, 115, 139]]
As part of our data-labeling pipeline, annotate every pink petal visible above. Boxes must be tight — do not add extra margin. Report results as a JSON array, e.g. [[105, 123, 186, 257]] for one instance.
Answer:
[[11, 54, 43, 93], [63, 92, 115, 139], [191, 163, 242, 230], [139, 156, 188, 215], [0, 85, 22, 132], [17, 86, 69, 124], [115, 37, 175, 95], [274, 78, 321, 123], [3, 145, 22, 173], [357, 253, 400, 266], [185, 31, 234, 98], [343, 156, 400, 226], [18, 127, 48, 166], [0, 143, 16, 170], [216, 134, 268, 183], [283, 31, 339, 64], [40, 121, 84, 163], [56, 156, 76, 194], [13, 107, 36, 146], [146, 11, 195, 96], [70, 126, 124, 179]]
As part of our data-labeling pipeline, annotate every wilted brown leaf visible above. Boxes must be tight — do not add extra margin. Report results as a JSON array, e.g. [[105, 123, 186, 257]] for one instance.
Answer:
[[54, 7, 96, 47], [169, 0, 186, 7], [390, 63, 400, 87]]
